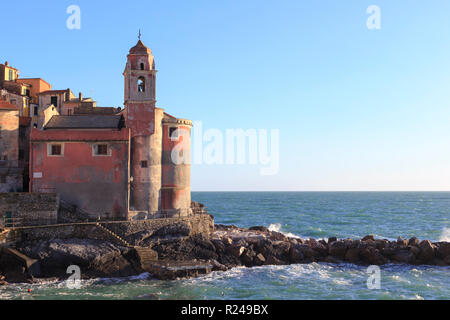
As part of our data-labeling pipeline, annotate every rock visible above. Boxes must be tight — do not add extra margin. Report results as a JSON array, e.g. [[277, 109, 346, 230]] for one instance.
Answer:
[[444, 255, 450, 265], [223, 237, 233, 246], [226, 245, 245, 258], [418, 240, 436, 263], [210, 259, 228, 271], [324, 256, 341, 264], [211, 239, 226, 253], [288, 246, 304, 263], [391, 250, 415, 264], [362, 235, 375, 241], [328, 237, 337, 244], [253, 253, 266, 266], [408, 245, 420, 257], [272, 241, 291, 260], [307, 238, 328, 256], [241, 249, 256, 267], [437, 242, 450, 259], [397, 237, 408, 247], [153, 223, 191, 238], [270, 231, 287, 241], [359, 247, 387, 265], [265, 255, 285, 265], [345, 248, 360, 263], [375, 239, 389, 250], [408, 237, 420, 247], [249, 226, 269, 233], [329, 240, 347, 260]]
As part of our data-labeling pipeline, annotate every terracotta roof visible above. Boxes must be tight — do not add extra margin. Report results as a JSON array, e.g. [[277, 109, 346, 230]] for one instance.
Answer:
[[38, 90, 68, 95], [31, 128, 130, 142], [129, 40, 152, 55], [0, 99, 19, 110], [44, 115, 125, 130]]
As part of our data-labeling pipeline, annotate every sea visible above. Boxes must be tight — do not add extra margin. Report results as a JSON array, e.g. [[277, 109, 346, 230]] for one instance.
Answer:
[[1, 192, 449, 300]]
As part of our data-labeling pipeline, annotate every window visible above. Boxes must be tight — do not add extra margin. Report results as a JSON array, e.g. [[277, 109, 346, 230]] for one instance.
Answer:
[[140, 63, 145, 70], [19, 149, 24, 160], [25, 89, 30, 97], [8, 70, 13, 81], [33, 106, 38, 116], [97, 144, 108, 155], [50, 96, 58, 107], [93, 144, 109, 156], [50, 144, 62, 156], [68, 109, 72, 116], [137, 77, 145, 92], [141, 160, 148, 168], [169, 127, 179, 140]]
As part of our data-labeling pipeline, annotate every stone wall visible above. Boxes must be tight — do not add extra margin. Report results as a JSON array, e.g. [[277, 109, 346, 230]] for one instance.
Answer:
[[0, 193, 59, 227], [11, 214, 214, 244]]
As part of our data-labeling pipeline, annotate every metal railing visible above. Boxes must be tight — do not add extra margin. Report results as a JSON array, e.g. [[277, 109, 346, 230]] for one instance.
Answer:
[[1, 217, 24, 229]]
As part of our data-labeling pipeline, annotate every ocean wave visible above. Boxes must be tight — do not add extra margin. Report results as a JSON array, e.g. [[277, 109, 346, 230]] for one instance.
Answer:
[[439, 227, 450, 242], [268, 223, 303, 239]]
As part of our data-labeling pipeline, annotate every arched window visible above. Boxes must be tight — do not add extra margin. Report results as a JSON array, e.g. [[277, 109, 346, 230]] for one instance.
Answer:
[[140, 63, 145, 70], [137, 77, 145, 92]]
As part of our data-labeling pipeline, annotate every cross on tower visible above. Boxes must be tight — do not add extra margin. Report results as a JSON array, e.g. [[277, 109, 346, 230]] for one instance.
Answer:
[[138, 29, 141, 40]]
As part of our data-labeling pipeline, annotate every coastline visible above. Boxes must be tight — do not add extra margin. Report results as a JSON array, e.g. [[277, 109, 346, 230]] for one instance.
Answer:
[[1, 223, 449, 285]]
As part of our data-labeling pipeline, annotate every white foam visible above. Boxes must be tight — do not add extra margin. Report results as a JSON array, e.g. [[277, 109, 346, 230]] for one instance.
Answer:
[[268, 223, 302, 239], [439, 227, 450, 242]]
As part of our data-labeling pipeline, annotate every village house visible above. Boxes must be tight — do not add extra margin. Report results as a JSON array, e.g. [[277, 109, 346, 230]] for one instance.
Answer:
[[27, 39, 193, 221]]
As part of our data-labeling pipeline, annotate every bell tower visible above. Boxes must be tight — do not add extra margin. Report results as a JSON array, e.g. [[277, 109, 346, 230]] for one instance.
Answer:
[[124, 37, 162, 216]]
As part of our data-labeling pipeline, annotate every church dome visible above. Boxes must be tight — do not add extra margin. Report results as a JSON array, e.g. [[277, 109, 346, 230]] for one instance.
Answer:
[[129, 40, 152, 55]]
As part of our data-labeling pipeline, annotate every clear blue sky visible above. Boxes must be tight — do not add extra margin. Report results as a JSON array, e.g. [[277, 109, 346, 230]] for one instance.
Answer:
[[2, 1, 450, 191]]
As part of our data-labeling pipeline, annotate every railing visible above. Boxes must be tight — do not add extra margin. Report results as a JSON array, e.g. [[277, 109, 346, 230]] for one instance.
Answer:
[[1, 217, 24, 229]]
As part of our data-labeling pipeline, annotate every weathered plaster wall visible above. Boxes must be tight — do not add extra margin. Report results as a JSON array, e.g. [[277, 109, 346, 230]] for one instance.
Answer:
[[161, 121, 192, 215], [30, 129, 130, 220]]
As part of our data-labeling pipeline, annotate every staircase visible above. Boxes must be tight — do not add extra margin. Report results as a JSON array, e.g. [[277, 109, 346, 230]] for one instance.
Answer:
[[95, 223, 133, 247], [134, 246, 158, 270]]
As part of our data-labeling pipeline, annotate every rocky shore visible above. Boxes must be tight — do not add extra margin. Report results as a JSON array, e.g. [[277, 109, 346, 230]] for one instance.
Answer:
[[1, 223, 449, 284]]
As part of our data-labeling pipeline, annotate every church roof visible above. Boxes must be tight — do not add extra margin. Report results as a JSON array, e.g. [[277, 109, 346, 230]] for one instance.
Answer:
[[44, 115, 124, 130], [0, 99, 18, 110], [129, 40, 152, 55]]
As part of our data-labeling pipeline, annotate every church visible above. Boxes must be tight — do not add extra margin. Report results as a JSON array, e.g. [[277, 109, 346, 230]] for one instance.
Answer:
[[29, 39, 193, 220]]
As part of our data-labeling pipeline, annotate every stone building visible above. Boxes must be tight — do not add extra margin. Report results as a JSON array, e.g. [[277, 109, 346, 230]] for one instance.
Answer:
[[0, 99, 29, 192], [29, 39, 193, 220]]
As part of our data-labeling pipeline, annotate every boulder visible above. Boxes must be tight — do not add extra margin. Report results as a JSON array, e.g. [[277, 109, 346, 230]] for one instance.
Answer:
[[249, 226, 269, 233], [253, 253, 266, 266], [391, 250, 415, 264], [418, 240, 436, 263], [408, 237, 420, 247], [226, 245, 245, 258], [329, 240, 347, 260], [288, 246, 304, 263], [397, 237, 408, 247], [328, 237, 338, 244], [437, 242, 450, 259], [362, 235, 375, 241], [345, 248, 360, 263], [270, 231, 287, 242]]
